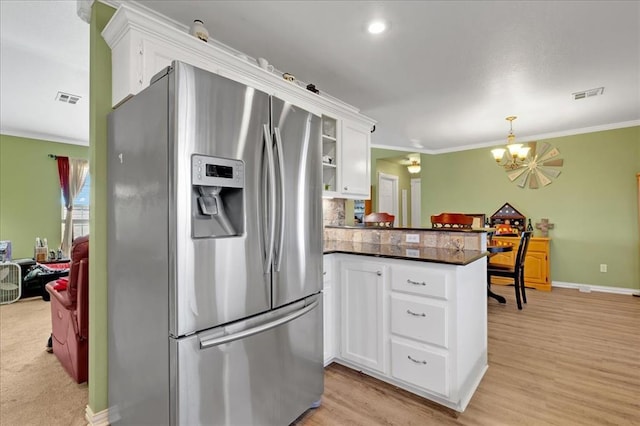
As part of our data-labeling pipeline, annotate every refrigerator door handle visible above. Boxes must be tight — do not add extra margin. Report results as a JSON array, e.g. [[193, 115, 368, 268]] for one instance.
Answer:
[[273, 127, 286, 272], [263, 124, 277, 273], [199, 299, 319, 348]]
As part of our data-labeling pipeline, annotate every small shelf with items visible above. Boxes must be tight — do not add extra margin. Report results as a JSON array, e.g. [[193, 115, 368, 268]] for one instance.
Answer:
[[322, 115, 338, 193], [489, 202, 526, 235]]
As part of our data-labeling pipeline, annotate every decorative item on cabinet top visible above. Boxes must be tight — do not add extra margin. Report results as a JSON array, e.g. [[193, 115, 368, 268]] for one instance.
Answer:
[[535, 218, 555, 237], [257, 57, 275, 72], [188, 20, 209, 42], [490, 203, 525, 235]]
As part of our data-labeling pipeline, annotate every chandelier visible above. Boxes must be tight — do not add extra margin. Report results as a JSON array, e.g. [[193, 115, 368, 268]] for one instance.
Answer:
[[491, 116, 531, 170], [407, 160, 421, 174]]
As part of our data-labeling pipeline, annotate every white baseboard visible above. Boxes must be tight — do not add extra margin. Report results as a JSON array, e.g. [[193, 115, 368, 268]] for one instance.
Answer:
[[85, 404, 110, 426], [553, 281, 640, 296]]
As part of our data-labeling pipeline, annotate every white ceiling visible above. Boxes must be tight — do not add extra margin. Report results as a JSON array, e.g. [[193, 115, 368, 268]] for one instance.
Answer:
[[0, 0, 89, 146], [1, 1, 639, 152]]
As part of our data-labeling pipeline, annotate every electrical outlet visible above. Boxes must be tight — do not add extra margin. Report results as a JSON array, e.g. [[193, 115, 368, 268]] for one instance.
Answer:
[[600, 264, 607, 273], [405, 234, 420, 243]]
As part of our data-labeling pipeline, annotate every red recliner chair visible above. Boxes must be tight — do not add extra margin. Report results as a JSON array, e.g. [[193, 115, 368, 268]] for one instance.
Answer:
[[45, 235, 89, 383]]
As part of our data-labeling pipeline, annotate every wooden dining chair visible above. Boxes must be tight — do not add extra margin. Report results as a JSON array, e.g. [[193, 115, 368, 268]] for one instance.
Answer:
[[487, 231, 532, 310], [363, 212, 395, 227], [430, 213, 474, 229]]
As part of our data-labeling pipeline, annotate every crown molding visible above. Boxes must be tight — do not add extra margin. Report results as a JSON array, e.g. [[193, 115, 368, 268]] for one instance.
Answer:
[[76, 0, 94, 23], [101, 2, 374, 126], [1, 129, 89, 147], [374, 120, 640, 155]]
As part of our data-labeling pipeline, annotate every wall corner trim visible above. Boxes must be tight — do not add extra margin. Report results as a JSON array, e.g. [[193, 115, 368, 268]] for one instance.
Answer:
[[85, 404, 110, 426]]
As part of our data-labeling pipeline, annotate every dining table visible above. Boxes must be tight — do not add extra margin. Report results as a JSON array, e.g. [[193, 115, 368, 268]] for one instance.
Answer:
[[486, 240, 514, 304]]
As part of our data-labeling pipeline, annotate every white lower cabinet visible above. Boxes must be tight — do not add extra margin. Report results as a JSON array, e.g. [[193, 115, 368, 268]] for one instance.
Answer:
[[332, 254, 487, 413], [323, 255, 336, 365], [340, 259, 387, 374]]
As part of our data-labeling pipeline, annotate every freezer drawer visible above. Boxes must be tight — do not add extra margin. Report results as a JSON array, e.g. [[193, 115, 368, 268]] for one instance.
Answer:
[[171, 295, 323, 426]]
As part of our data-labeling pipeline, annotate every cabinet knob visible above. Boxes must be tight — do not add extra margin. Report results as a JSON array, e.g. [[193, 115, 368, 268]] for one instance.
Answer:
[[376, 271, 382, 276], [344, 186, 348, 191]]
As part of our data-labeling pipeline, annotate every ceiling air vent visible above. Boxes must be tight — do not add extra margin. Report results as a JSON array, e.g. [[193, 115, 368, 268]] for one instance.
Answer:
[[572, 87, 604, 100], [55, 91, 81, 105]]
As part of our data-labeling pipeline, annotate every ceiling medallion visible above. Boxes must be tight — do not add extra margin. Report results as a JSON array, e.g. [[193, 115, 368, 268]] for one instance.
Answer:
[[506, 141, 564, 189]]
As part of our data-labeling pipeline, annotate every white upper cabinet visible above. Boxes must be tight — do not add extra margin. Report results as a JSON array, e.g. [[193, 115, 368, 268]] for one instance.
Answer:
[[340, 119, 371, 199], [320, 115, 371, 199], [102, 5, 374, 199]]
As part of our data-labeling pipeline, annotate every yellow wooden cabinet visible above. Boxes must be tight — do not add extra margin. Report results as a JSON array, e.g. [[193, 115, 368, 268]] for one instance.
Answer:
[[489, 236, 551, 291]]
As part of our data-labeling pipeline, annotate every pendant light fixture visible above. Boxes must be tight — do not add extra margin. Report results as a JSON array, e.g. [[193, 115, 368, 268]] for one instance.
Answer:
[[491, 116, 531, 170]]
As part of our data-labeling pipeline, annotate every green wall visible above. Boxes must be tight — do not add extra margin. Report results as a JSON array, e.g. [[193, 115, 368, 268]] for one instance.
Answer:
[[88, 1, 115, 414], [420, 126, 640, 289], [0, 135, 88, 258]]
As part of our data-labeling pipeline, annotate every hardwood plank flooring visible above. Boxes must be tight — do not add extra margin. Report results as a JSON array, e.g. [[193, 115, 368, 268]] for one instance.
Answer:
[[297, 286, 640, 425]]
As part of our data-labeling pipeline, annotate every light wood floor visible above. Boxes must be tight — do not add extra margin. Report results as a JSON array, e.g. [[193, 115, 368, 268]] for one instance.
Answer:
[[297, 286, 640, 426]]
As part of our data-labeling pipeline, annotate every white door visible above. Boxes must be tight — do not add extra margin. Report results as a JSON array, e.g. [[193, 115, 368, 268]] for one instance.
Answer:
[[378, 172, 399, 226], [411, 178, 421, 227]]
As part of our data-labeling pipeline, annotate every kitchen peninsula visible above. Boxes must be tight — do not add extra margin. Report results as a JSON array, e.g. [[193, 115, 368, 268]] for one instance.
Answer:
[[322, 225, 490, 412]]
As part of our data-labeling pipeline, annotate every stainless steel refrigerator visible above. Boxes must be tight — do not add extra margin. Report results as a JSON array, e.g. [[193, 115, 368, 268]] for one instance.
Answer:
[[107, 61, 323, 425]]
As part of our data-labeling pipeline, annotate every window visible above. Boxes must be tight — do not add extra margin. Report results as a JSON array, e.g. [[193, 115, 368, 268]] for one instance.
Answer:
[[61, 175, 90, 238]]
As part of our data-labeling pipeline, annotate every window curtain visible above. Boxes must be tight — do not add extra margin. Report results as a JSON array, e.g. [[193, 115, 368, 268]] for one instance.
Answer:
[[57, 157, 89, 257]]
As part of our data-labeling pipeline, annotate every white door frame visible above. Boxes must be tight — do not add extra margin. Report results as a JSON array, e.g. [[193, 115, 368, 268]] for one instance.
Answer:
[[411, 178, 421, 227], [378, 172, 399, 226]]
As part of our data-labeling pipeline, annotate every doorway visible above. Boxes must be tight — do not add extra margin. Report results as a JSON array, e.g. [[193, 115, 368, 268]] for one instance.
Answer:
[[378, 172, 398, 226], [411, 178, 421, 227]]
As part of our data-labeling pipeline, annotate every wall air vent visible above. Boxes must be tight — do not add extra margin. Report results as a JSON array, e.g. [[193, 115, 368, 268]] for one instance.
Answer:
[[572, 87, 604, 100], [55, 91, 81, 105]]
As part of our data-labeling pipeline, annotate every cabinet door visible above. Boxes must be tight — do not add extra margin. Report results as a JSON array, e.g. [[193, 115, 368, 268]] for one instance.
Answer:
[[340, 260, 386, 373], [323, 286, 334, 365], [340, 120, 371, 199], [524, 251, 548, 284]]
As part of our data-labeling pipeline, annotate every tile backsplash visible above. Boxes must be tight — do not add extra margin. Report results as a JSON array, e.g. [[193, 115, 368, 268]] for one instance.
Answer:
[[323, 198, 346, 226], [324, 226, 484, 251], [321, 198, 486, 251]]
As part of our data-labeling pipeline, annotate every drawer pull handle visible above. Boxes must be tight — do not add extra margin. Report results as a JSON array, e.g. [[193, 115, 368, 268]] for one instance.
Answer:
[[407, 355, 427, 365], [406, 309, 426, 317], [407, 279, 426, 286]]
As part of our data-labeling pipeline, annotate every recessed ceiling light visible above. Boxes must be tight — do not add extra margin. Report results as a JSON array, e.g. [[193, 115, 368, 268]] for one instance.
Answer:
[[367, 20, 387, 34]]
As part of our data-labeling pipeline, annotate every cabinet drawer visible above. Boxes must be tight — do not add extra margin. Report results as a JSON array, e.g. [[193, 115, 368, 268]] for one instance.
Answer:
[[390, 264, 450, 300], [391, 296, 447, 348], [391, 339, 448, 396], [527, 239, 547, 252]]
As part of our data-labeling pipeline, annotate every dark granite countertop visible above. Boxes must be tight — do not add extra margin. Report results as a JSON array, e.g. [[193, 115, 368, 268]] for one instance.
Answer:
[[325, 225, 493, 233], [323, 240, 489, 266]]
